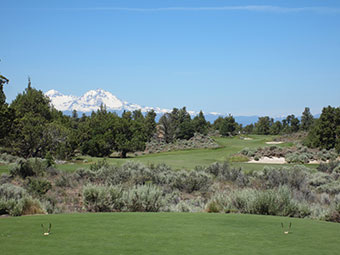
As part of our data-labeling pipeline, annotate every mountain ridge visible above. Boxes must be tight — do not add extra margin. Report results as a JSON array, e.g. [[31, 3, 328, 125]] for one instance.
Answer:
[[45, 89, 318, 125]]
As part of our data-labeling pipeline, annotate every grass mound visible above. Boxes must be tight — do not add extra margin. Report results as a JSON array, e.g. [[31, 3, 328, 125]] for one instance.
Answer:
[[1, 213, 340, 255]]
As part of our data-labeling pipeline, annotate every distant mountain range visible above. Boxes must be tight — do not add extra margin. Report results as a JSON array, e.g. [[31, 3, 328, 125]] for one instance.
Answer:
[[45, 89, 317, 125]]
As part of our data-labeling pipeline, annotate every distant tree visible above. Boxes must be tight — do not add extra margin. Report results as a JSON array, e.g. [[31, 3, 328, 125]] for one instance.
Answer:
[[213, 115, 237, 136], [243, 124, 254, 134], [144, 110, 157, 141], [80, 105, 116, 157], [301, 107, 314, 131], [10, 78, 52, 120], [0, 72, 11, 142], [158, 107, 195, 142], [305, 106, 340, 152], [158, 113, 174, 143], [72, 109, 78, 120], [192, 111, 209, 135], [0, 73, 9, 106], [282, 115, 300, 133], [220, 115, 237, 136], [9, 79, 53, 157], [114, 112, 147, 158], [254, 116, 273, 135], [270, 121, 283, 135], [175, 107, 194, 140]]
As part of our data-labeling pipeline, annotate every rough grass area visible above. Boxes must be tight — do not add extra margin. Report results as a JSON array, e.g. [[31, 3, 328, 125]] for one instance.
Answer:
[[56, 135, 304, 172], [1, 213, 340, 255]]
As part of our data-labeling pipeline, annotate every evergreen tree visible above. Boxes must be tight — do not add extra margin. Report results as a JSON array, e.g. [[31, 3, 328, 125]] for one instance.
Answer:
[[270, 121, 283, 135], [254, 116, 273, 135], [144, 110, 157, 141], [301, 107, 314, 131], [305, 106, 340, 152], [0, 73, 11, 143], [192, 111, 209, 135], [114, 112, 147, 158]]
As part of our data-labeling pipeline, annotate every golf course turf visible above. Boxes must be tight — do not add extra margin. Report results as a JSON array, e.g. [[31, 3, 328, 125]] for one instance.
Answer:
[[1, 213, 339, 255]]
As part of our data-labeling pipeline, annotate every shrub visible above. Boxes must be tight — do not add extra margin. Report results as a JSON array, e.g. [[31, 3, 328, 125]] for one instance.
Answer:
[[83, 184, 124, 212], [316, 181, 340, 195], [210, 186, 309, 217], [10, 158, 46, 178], [172, 170, 212, 193], [123, 184, 166, 212], [261, 166, 309, 190], [0, 173, 12, 185], [0, 183, 45, 216], [55, 174, 73, 188], [204, 162, 249, 186], [318, 161, 340, 174], [309, 172, 333, 187], [172, 198, 206, 213], [26, 178, 52, 196], [90, 158, 109, 171]]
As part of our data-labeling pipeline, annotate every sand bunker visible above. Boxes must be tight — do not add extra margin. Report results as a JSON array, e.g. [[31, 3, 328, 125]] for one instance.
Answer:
[[248, 157, 287, 164], [265, 141, 283, 145], [244, 138, 253, 140]]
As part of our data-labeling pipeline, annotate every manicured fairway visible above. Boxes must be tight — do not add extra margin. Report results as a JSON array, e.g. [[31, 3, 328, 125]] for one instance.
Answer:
[[1, 213, 339, 255], [56, 135, 307, 172]]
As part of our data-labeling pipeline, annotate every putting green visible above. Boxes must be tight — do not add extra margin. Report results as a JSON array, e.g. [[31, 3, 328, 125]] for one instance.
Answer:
[[1, 213, 339, 255]]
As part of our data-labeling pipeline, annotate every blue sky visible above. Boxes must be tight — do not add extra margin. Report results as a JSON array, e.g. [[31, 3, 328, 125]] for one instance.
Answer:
[[1, 0, 340, 116]]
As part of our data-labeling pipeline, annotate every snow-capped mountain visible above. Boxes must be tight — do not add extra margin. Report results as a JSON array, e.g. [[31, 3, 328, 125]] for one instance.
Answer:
[[45, 89, 306, 125], [45, 89, 173, 114]]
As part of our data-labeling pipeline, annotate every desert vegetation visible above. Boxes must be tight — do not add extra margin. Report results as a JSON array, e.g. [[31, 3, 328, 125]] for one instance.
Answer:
[[1, 156, 340, 223]]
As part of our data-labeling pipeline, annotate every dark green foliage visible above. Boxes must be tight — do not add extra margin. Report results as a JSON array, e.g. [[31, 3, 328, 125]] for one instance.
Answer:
[[192, 110, 209, 135], [243, 124, 254, 134], [159, 107, 196, 142], [144, 110, 157, 141], [213, 115, 238, 136], [0, 74, 9, 105], [10, 159, 46, 178], [282, 114, 300, 133], [254, 116, 273, 135], [270, 121, 282, 135], [301, 107, 314, 131], [0, 73, 11, 143], [114, 111, 147, 158], [305, 106, 340, 152], [26, 177, 52, 196]]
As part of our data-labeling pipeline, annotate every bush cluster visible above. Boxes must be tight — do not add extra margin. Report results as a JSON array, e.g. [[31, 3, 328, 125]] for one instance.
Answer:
[[207, 186, 310, 217], [145, 133, 219, 154], [0, 183, 45, 216], [83, 183, 167, 212], [240, 145, 338, 164]]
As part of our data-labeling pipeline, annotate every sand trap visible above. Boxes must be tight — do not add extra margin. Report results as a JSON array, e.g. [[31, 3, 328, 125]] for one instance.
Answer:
[[265, 141, 283, 145], [244, 138, 253, 140], [248, 157, 287, 164]]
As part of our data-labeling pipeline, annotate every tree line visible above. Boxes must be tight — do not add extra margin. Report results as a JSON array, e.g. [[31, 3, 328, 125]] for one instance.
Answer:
[[0, 75, 339, 159]]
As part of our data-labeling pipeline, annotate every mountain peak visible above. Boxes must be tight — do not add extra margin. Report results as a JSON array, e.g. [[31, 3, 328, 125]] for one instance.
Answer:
[[45, 88, 172, 114], [45, 89, 62, 97]]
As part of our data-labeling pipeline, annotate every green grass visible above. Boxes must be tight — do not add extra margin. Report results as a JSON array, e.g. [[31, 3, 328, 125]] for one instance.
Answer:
[[1, 213, 339, 255], [0, 135, 315, 173], [55, 135, 315, 172]]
